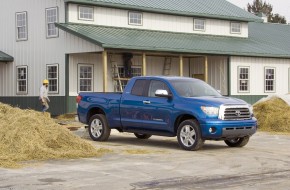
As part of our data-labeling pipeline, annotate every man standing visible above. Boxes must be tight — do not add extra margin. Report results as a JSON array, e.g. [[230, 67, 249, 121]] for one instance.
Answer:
[[39, 79, 50, 112]]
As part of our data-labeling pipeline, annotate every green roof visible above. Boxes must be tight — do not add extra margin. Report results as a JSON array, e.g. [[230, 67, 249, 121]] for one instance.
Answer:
[[248, 22, 290, 56], [0, 51, 14, 62], [56, 22, 290, 58], [65, 0, 261, 22]]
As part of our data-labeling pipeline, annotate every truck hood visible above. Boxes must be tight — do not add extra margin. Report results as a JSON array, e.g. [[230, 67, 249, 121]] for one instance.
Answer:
[[184, 96, 248, 107]]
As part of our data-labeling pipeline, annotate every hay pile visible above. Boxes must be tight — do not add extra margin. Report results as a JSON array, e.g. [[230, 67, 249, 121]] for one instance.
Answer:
[[55, 113, 76, 120], [253, 97, 290, 133], [0, 103, 105, 168]]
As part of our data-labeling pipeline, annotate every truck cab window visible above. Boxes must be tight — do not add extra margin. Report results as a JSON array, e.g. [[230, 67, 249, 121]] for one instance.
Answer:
[[148, 80, 170, 97], [131, 79, 147, 96]]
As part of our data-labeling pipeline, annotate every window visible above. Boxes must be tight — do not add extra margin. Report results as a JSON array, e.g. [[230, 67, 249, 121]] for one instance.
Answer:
[[115, 66, 142, 78], [47, 64, 59, 93], [131, 66, 142, 77], [16, 66, 28, 94], [231, 22, 241, 34], [16, 12, 28, 41], [265, 67, 276, 92], [238, 67, 249, 92], [78, 64, 93, 92], [46, 7, 58, 38], [194, 19, 205, 31], [131, 80, 147, 96], [79, 6, 94, 20], [148, 80, 170, 97], [128, 12, 142, 25]]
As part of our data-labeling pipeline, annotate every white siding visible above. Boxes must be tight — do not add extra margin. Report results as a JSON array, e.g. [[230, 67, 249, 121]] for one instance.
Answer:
[[188, 56, 228, 95], [69, 53, 103, 96], [230, 56, 290, 95], [0, 0, 103, 97], [0, 63, 15, 96], [208, 56, 228, 95], [68, 4, 248, 38]]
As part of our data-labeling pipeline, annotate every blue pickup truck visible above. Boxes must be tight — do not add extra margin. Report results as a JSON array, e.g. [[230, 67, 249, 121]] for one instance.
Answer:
[[77, 76, 257, 151]]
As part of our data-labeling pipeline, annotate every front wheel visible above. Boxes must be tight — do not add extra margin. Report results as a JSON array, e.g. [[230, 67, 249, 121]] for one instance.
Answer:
[[224, 136, 250, 147], [177, 119, 204, 151], [88, 114, 111, 141], [134, 133, 152, 139]]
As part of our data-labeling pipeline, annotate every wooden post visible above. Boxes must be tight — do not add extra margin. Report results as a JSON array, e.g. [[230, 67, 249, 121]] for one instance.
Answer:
[[204, 56, 208, 83], [142, 53, 146, 76], [102, 50, 108, 92], [179, 55, 183, 77]]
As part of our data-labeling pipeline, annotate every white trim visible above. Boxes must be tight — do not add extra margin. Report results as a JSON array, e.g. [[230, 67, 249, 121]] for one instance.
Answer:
[[78, 6, 94, 21], [264, 67, 276, 93], [46, 7, 59, 38], [46, 64, 59, 94], [15, 11, 28, 41], [128, 11, 143, 26], [78, 64, 94, 92], [230, 22, 241, 34], [193, 18, 206, 31], [238, 66, 250, 93], [16, 65, 28, 94]]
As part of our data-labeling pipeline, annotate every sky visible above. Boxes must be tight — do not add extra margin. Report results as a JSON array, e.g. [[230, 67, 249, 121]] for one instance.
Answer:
[[226, 0, 290, 22]]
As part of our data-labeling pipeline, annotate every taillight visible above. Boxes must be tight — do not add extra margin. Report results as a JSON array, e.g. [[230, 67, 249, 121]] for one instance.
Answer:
[[76, 95, 82, 104]]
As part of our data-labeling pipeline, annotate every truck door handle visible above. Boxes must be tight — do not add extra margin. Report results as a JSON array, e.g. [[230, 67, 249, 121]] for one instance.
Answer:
[[143, 100, 151, 104]]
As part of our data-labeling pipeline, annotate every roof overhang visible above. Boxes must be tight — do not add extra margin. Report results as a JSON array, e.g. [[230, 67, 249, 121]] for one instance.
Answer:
[[0, 51, 14, 62], [56, 22, 290, 59]]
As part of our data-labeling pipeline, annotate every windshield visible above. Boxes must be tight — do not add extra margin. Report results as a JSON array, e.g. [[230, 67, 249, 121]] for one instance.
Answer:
[[170, 79, 222, 97]]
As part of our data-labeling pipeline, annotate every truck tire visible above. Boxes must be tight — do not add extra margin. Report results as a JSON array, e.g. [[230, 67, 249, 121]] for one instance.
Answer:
[[88, 114, 111, 141], [134, 133, 152, 139], [224, 136, 250, 147], [177, 119, 204, 151]]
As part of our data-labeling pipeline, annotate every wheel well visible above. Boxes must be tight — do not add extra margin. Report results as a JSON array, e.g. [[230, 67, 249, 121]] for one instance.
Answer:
[[174, 114, 198, 134], [87, 107, 106, 123]]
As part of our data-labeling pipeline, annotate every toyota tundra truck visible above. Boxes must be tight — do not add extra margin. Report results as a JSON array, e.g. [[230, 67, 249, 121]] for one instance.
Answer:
[[77, 76, 257, 151]]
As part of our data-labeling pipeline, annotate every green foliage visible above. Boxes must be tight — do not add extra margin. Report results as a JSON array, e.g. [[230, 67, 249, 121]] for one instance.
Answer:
[[247, 0, 287, 24], [271, 14, 287, 24]]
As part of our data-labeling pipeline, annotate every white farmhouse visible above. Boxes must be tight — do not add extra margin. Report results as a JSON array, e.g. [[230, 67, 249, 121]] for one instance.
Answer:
[[1, 0, 290, 115]]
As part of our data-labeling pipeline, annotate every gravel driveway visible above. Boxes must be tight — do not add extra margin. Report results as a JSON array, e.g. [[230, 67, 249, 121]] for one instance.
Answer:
[[1, 130, 290, 190]]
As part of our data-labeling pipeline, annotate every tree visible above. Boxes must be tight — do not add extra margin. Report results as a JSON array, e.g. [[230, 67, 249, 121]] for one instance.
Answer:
[[271, 14, 287, 24], [247, 0, 287, 24]]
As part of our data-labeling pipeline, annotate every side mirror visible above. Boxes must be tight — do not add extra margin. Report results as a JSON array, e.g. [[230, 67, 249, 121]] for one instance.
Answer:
[[217, 90, 221, 94], [155, 89, 172, 98]]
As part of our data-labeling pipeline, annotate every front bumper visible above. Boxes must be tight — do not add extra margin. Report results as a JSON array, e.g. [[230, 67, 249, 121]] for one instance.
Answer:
[[200, 118, 257, 140]]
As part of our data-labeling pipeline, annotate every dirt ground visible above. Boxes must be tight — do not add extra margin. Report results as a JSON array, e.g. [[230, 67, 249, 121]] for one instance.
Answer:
[[1, 125, 290, 190]]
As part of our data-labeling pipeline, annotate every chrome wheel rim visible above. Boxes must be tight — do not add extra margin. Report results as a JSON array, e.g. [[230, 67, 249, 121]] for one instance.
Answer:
[[90, 118, 103, 138], [180, 125, 196, 147]]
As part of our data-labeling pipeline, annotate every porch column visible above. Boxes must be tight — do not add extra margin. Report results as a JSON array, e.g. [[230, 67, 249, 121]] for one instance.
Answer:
[[142, 53, 146, 76], [179, 55, 183, 77], [102, 50, 108, 92], [204, 56, 208, 83]]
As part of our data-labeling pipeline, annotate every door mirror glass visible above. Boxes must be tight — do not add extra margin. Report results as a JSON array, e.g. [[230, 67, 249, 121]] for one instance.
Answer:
[[155, 89, 171, 98]]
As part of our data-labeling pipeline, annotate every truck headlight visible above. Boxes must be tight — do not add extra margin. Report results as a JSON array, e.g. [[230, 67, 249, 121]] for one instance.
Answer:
[[249, 104, 254, 116], [201, 106, 219, 116]]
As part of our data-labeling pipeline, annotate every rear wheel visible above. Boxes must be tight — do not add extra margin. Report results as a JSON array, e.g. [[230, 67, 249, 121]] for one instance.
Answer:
[[134, 133, 152, 139], [88, 114, 111, 141], [177, 119, 204, 151], [224, 136, 250, 147]]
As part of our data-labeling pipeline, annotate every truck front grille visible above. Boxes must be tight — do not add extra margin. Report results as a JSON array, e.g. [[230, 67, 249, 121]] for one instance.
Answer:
[[219, 105, 251, 120]]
